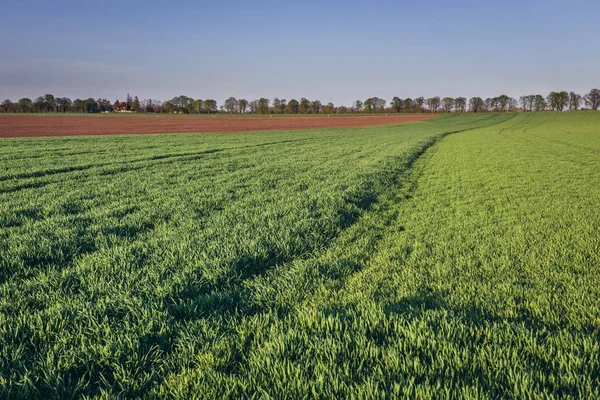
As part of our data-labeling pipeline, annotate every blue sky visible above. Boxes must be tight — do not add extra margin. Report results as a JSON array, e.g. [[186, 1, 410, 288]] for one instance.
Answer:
[[1, 0, 598, 105]]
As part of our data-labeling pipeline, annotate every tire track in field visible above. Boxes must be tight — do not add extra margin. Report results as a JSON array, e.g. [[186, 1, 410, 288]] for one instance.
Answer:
[[483, 114, 600, 168], [522, 114, 561, 133], [0, 138, 316, 183], [208, 114, 520, 314], [149, 114, 521, 394], [289, 114, 519, 308], [490, 114, 599, 159], [496, 112, 535, 135], [0, 149, 224, 183], [509, 131, 597, 168], [162, 136, 451, 321], [524, 133, 600, 155], [0, 139, 318, 196]]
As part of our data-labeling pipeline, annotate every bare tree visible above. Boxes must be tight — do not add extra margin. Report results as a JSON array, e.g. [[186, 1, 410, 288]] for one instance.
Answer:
[[442, 97, 454, 113], [249, 100, 259, 114], [519, 96, 527, 111], [238, 99, 248, 113], [483, 98, 492, 112], [365, 97, 386, 113], [374, 97, 386, 112], [142, 98, 162, 113], [278, 99, 287, 114], [520, 95, 535, 112], [272, 98, 281, 113], [584, 89, 600, 110], [353, 100, 363, 113], [3, 99, 17, 113], [323, 102, 335, 114], [455, 97, 467, 113], [469, 97, 484, 113], [312, 100, 322, 114], [568, 92, 582, 111], [426, 97, 440, 113], [534, 95, 547, 111], [496, 95, 510, 111], [299, 98, 311, 114], [0, 99, 15, 113], [547, 91, 569, 111], [97, 98, 112, 112], [557, 91, 569, 111], [415, 97, 425, 113], [224, 97, 239, 114]]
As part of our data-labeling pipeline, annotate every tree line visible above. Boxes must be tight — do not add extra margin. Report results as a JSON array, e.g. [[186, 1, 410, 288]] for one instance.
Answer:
[[1, 89, 599, 114]]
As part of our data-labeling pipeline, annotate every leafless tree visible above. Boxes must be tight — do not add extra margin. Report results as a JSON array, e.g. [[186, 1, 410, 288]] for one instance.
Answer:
[[442, 97, 454, 113], [224, 97, 239, 114], [278, 99, 287, 114], [547, 91, 569, 111], [568, 92, 582, 111], [299, 98, 311, 114], [426, 97, 440, 113], [469, 97, 484, 112], [249, 100, 259, 114], [374, 97, 386, 112], [454, 97, 467, 113], [238, 99, 248, 113], [312, 100, 322, 114], [520, 95, 535, 112], [534, 95, 547, 111], [584, 89, 600, 110], [272, 98, 281, 113]]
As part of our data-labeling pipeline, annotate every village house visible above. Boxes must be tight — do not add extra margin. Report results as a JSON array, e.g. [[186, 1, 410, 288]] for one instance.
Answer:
[[114, 102, 135, 113]]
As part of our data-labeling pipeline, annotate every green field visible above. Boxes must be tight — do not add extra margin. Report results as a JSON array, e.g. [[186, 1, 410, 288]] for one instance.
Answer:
[[1, 113, 599, 398]]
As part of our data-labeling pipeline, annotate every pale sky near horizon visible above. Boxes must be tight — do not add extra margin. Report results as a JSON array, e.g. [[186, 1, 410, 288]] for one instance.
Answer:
[[1, 0, 598, 106]]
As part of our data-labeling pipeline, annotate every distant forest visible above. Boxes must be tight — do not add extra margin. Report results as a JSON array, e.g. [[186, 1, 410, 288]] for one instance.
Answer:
[[1, 89, 599, 114]]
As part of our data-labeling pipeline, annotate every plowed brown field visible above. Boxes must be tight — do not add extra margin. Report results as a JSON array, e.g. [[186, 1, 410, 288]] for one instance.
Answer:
[[0, 115, 437, 138]]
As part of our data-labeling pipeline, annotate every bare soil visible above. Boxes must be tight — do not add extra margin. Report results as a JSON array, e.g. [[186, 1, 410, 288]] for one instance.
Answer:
[[0, 115, 437, 138]]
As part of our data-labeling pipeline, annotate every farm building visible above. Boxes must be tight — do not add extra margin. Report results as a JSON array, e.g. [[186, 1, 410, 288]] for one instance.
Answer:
[[114, 102, 135, 113]]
